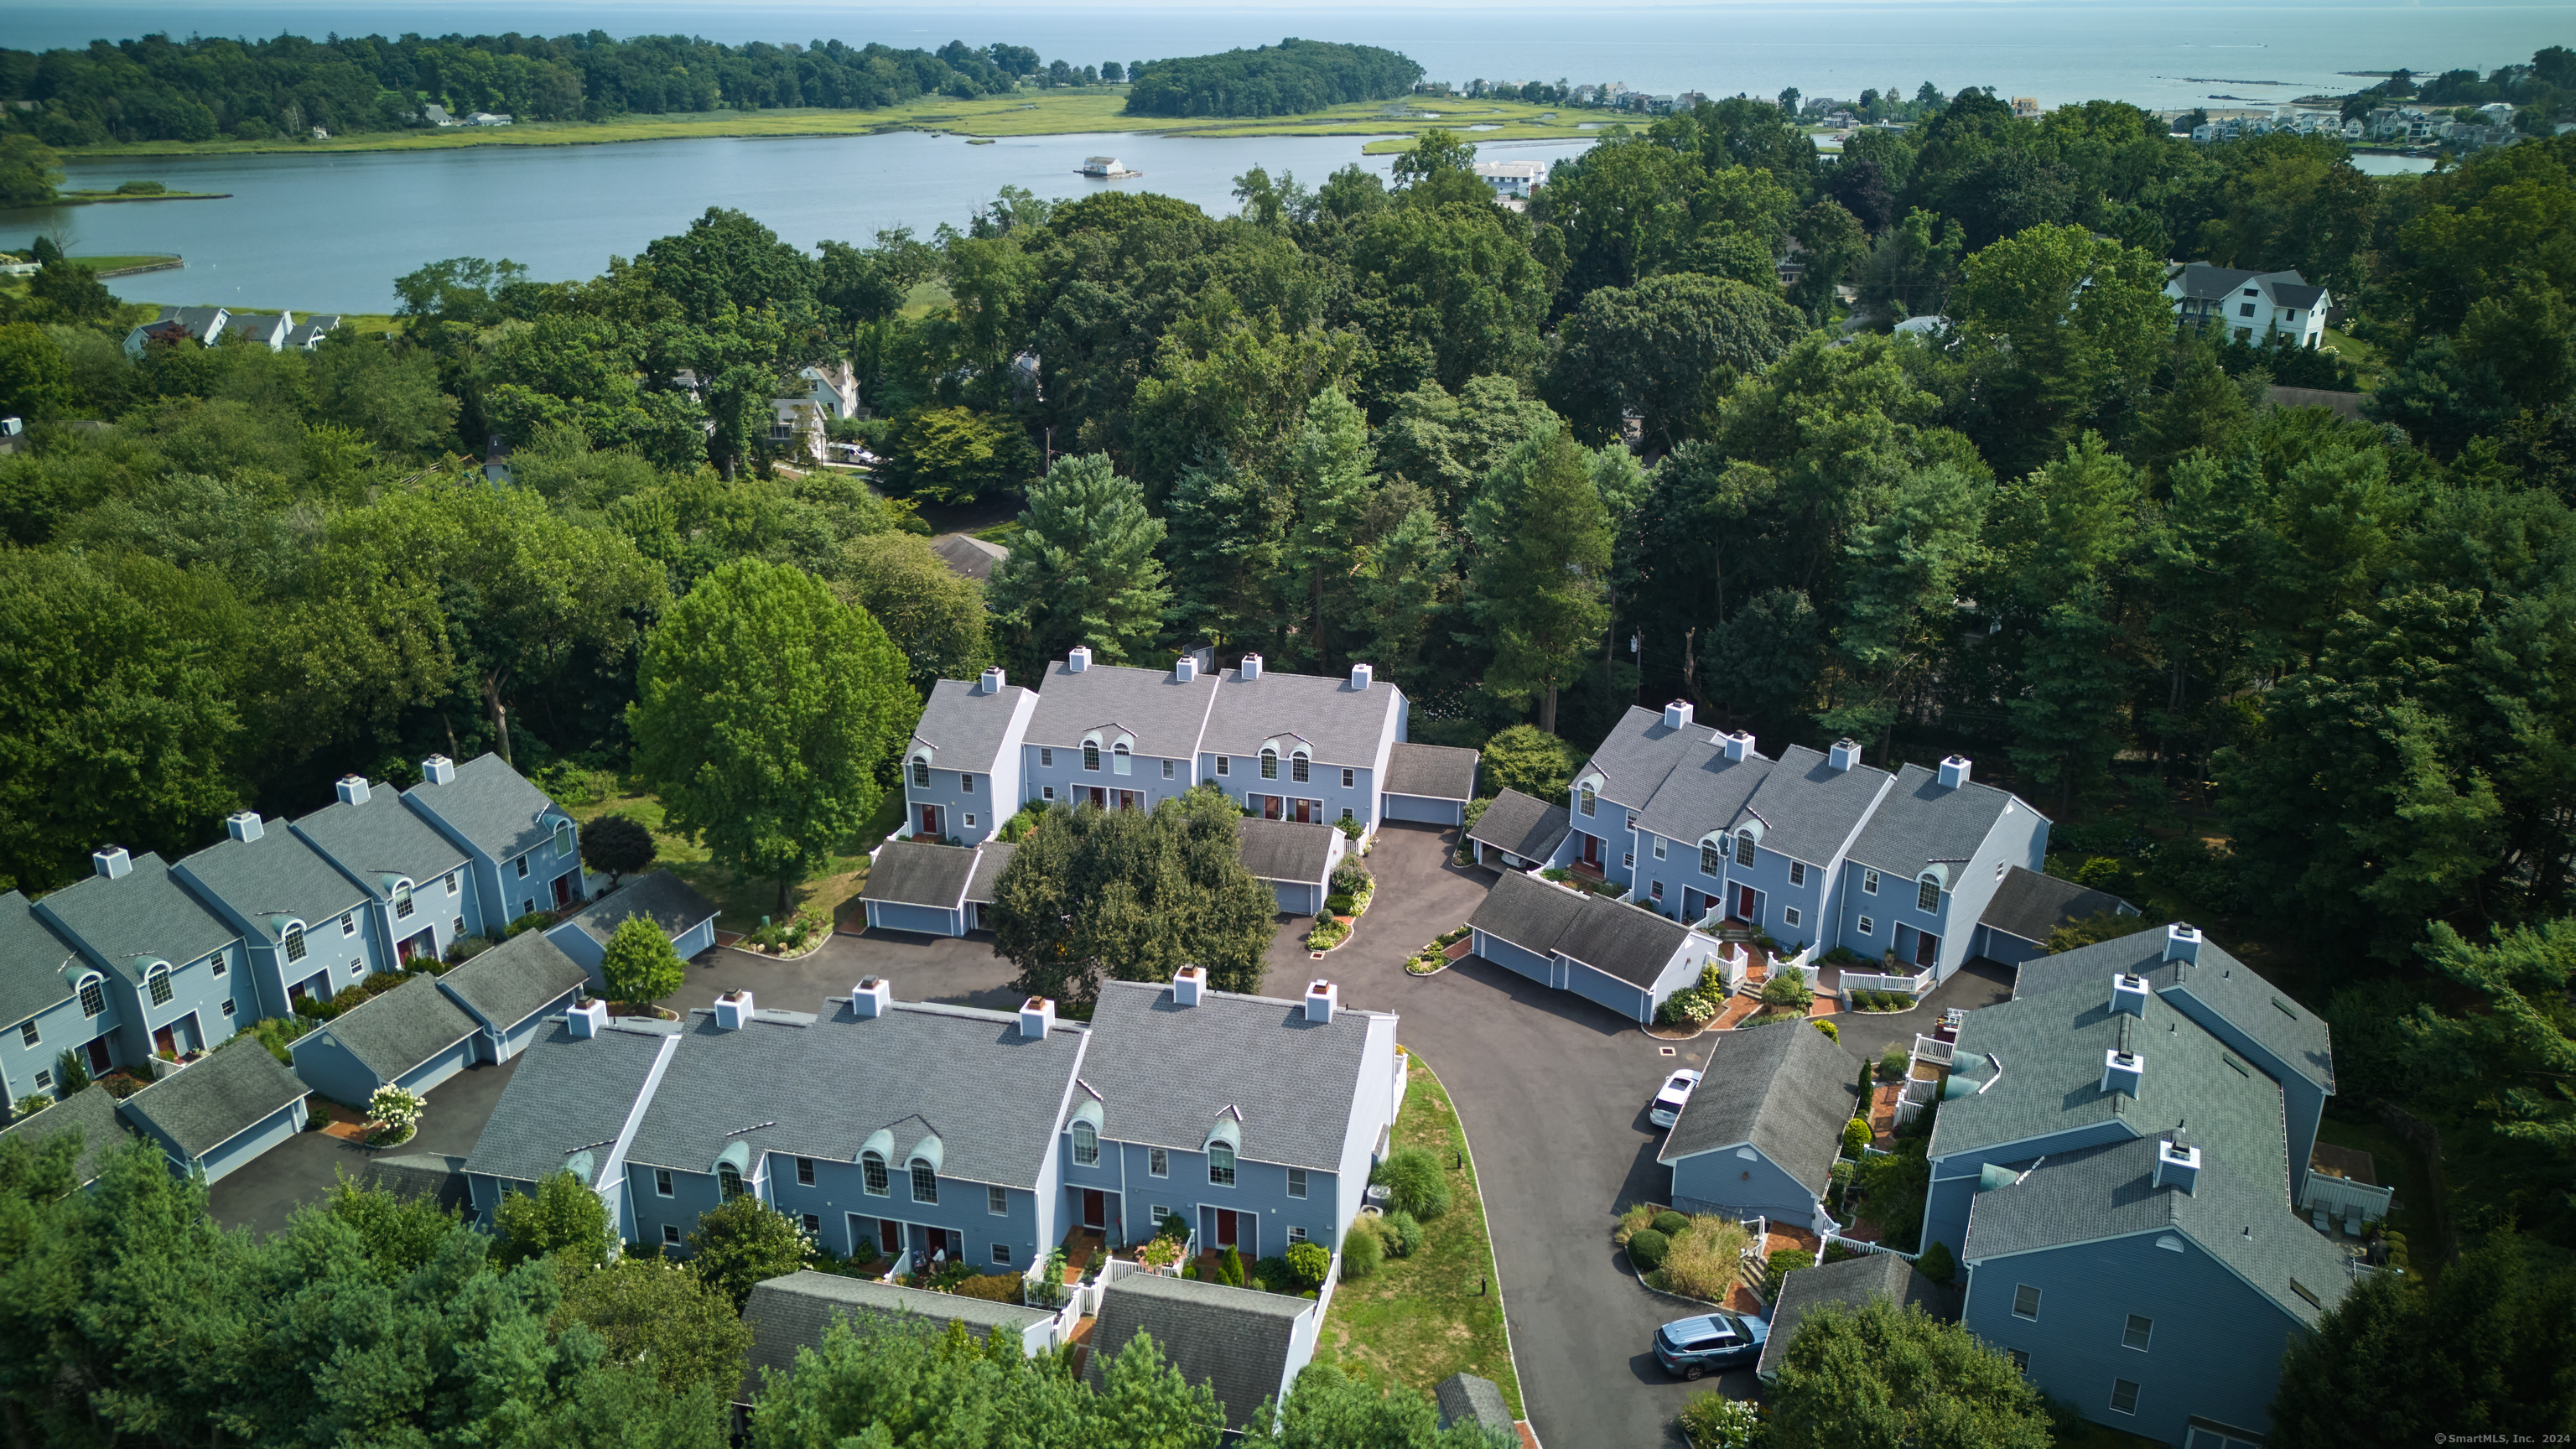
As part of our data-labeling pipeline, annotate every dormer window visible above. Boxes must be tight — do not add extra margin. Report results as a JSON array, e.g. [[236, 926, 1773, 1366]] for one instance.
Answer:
[[860, 1151, 889, 1196], [1734, 833, 1756, 867], [1208, 1142, 1237, 1187], [1700, 842, 1721, 875], [911, 758, 931, 788], [910, 1161, 938, 1203], [147, 966, 173, 1007], [717, 1162, 745, 1200], [283, 926, 308, 963], [77, 975, 104, 1018], [394, 883, 415, 919], [553, 821, 574, 860], [1261, 749, 1279, 781], [1114, 742, 1132, 776], [1918, 875, 1941, 912], [1579, 785, 1596, 817], [1291, 752, 1310, 784], [1072, 1120, 1099, 1166], [1083, 742, 1101, 772]]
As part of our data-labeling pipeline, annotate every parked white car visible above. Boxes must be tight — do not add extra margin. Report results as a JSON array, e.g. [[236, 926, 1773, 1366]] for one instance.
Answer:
[[1649, 1068, 1701, 1128]]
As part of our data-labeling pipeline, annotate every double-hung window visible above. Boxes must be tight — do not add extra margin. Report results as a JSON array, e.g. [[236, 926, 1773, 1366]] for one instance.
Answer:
[[988, 1185, 1010, 1216], [341, 912, 357, 935], [1072, 1121, 1098, 1166], [655, 1169, 674, 1197], [1208, 1144, 1236, 1187], [860, 1153, 889, 1196], [1918, 875, 1941, 912], [1858, 916, 1874, 936], [2012, 1284, 2041, 1320], [1700, 843, 1721, 875], [1579, 785, 1597, 817], [515, 856, 530, 880], [1783, 906, 1800, 928], [2110, 1379, 2140, 1415], [17, 1021, 36, 1047], [1163, 760, 1176, 780], [1734, 833, 1756, 867], [1040, 747, 1054, 767], [1147, 1146, 1168, 1176], [1341, 767, 1354, 788], [961, 773, 975, 794], [1216, 756, 1230, 776], [1653, 839, 1666, 860], [1286, 1167, 1307, 1198], [395, 885, 416, 918], [284, 927, 307, 963], [1083, 743, 1101, 772], [2122, 1314, 2153, 1351], [1862, 869, 1880, 895], [910, 1162, 938, 1203], [795, 1156, 815, 1186], [1291, 755, 1310, 784], [1113, 743, 1132, 776], [1789, 861, 1807, 887]]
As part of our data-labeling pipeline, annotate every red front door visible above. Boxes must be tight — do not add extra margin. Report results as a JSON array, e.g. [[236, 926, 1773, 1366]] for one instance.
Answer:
[[1263, 796, 1282, 820], [1583, 834, 1603, 868], [85, 1038, 110, 1073], [880, 1219, 905, 1259], [1737, 885, 1758, 922], [153, 1026, 175, 1057], [919, 804, 941, 836], [1213, 1209, 1239, 1249], [553, 873, 576, 909], [1088, 787, 1109, 808], [1083, 1190, 1107, 1230]]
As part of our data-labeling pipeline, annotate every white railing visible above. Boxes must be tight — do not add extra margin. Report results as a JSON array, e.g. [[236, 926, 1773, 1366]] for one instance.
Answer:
[[2301, 1171, 2396, 1227], [1843, 969, 1932, 1001], [1912, 1035, 1955, 1067]]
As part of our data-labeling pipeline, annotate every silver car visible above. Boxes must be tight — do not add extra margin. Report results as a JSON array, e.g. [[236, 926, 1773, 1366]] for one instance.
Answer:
[[1649, 1068, 1701, 1128]]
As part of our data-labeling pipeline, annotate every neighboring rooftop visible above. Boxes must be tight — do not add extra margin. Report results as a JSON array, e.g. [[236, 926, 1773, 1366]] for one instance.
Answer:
[[2012, 930, 2334, 1093], [1754, 1251, 1951, 1379], [294, 974, 480, 1083], [118, 1039, 306, 1161], [1470, 871, 1688, 989], [174, 823, 369, 948], [860, 842, 980, 910], [964, 841, 1014, 906], [1577, 705, 1700, 807], [929, 533, 1008, 583], [1467, 789, 1571, 863], [365, 1152, 470, 1213], [436, 930, 590, 1033], [404, 752, 563, 861], [0, 891, 84, 1028], [39, 853, 242, 981], [1082, 1274, 1306, 1431], [1236, 819, 1340, 886], [1022, 657, 1221, 760], [1630, 739, 1773, 849], [1846, 763, 2037, 882], [558, 870, 719, 947], [1434, 1371, 1517, 1435], [1383, 742, 1480, 802], [1084, 979, 1386, 1172], [1659, 1012, 1852, 1194], [290, 786, 470, 899], [740, 1270, 1051, 1404], [1732, 744, 1897, 868], [0, 1086, 134, 1189], [910, 675, 1038, 775], [463, 1016, 678, 1187], [1977, 865, 2136, 947], [1197, 662, 1404, 766]]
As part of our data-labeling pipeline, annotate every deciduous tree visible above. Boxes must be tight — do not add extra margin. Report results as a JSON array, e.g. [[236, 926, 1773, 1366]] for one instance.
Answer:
[[1766, 1296, 2052, 1449]]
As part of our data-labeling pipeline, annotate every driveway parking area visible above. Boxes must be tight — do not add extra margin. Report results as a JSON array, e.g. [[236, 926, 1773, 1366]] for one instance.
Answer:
[[673, 927, 1023, 1017], [209, 1051, 525, 1236]]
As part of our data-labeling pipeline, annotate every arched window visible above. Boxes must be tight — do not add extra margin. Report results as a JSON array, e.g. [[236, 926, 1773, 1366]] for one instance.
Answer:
[[1113, 741, 1132, 776], [1072, 1120, 1098, 1166], [1700, 841, 1722, 876], [1260, 748, 1280, 781], [1917, 875, 1941, 912], [1208, 1142, 1237, 1187], [283, 925, 308, 963], [717, 1162, 744, 1200], [910, 1161, 939, 1203], [76, 974, 105, 1018], [860, 1151, 889, 1196], [146, 966, 173, 1007], [911, 757, 931, 788], [1734, 833, 1756, 867], [1083, 742, 1101, 771], [553, 820, 574, 860], [1291, 751, 1310, 783], [1578, 785, 1596, 817]]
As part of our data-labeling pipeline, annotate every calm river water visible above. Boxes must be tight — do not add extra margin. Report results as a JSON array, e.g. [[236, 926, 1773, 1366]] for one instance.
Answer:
[[29, 131, 1601, 315]]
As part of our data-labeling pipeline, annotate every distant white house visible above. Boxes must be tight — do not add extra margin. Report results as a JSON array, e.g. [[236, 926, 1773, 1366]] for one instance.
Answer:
[[1078, 156, 1138, 178], [2165, 262, 2329, 348], [1471, 159, 1547, 198]]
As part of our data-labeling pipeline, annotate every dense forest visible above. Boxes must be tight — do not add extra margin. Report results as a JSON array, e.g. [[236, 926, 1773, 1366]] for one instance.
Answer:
[[1124, 39, 1424, 118], [6, 56, 2576, 1280], [0, 32, 1041, 144]]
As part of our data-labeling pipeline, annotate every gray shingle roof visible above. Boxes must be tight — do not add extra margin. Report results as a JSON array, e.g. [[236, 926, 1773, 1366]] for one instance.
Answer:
[[626, 1000, 1087, 1190], [930, 534, 1007, 582], [1082, 1274, 1305, 1431], [1961, 1132, 2351, 1327], [740, 1270, 1052, 1404], [404, 753, 562, 861], [290, 787, 468, 899], [1633, 741, 1773, 849], [1735, 745, 1896, 867], [2273, 281, 2325, 309], [174, 825, 368, 947], [365, 1152, 470, 1213], [2169, 262, 2265, 301], [965, 842, 1014, 906], [562, 870, 719, 946], [0, 892, 84, 1027], [1, 1085, 135, 1188], [1978, 867, 2134, 946], [1468, 871, 1688, 989], [1024, 658, 1220, 760], [1083, 979, 1386, 1172], [2014, 931, 2334, 1093], [437, 930, 590, 1033], [1198, 665, 1403, 767], [1659, 1015, 1852, 1195], [1467, 790, 1571, 861], [1435, 1372, 1516, 1432], [39, 854, 241, 980], [861, 842, 979, 909], [911, 677, 1037, 775], [463, 1016, 677, 1187], [1846, 764, 2036, 880], [1753, 1251, 1949, 1379], [1384, 743, 1479, 802], [294, 974, 480, 1085], [118, 1039, 306, 1160], [1577, 705, 1701, 807], [1236, 819, 1337, 886]]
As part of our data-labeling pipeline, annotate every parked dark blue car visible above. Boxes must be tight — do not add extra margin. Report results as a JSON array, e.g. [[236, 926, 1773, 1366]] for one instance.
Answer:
[[1653, 1312, 1768, 1379]]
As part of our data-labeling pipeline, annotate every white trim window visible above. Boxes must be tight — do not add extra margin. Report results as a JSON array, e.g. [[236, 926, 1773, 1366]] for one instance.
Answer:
[[1083, 743, 1101, 772], [655, 1169, 674, 1197], [553, 821, 574, 859], [1783, 906, 1801, 928], [1164, 760, 1177, 780], [1208, 1143, 1237, 1187], [341, 912, 357, 935], [990, 1242, 1012, 1265], [284, 926, 308, 963], [1147, 1146, 1168, 1177], [911, 759, 931, 787], [77, 976, 105, 1018], [17, 1021, 36, 1047], [1862, 869, 1880, 895], [147, 966, 173, 1007], [1341, 767, 1354, 788], [1072, 1120, 1099, 1166], [961, 773, 975, 794], [1216, 756, 1230, 776], [1653, 839, 1666, 860], [2012, 1283, 2040, 1320], [1261, 749, 1279, 781], [1917, 875, 1941, 912], [1114, 742, 1132, 776], [515, 856, 529, 880], [2110, 1379, 2140, 1415], [860, 1152, 889, 1196], [1287, 1167, 1307, 1198], [1291, 753, 1310, 784], [988, 1184, 1009, 1216], [1287, 1224, 1308, 1243], [2122, 1313, 2153, 1351], [1040, 748, 1053, 767], [910, 1161, 938, 1203], [662, 1224, 681, 1246], [1789, 861, 1807, 887], [1700, 842, 1721, 876], [1734, 833, 1756, 867], [1042, 787, 1057, 802], [1579, 785, 1596, 817], [795, 1156, 815, 1186], [1858, 916, 1874, 937]]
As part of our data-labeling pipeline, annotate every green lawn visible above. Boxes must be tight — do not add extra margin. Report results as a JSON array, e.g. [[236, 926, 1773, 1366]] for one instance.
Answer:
[[567, 776, 901, 936], [2320, 326, 2385, 389], [1317, 1052, 1524, 1417]]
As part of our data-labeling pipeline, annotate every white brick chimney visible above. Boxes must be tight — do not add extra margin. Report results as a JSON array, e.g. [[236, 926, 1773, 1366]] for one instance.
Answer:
[[1829, 739, 1862, 772], [1020, 996, 1057, 1038], [92, 847, 131, 880], [1173, 964, 1207, 1006], [1305, 979, 1338, 1024], [1938, 756, 1973, 790], [226, 811, 264, 842], [421, 755, 456, 786], [714, 989, 755, 1030], [335, 775, 371, 805], [852, 977, 891, 1018], [1663, 700, 1695, 730], [567, 998, 608, 1038], [1066, 646, 1092, 673]]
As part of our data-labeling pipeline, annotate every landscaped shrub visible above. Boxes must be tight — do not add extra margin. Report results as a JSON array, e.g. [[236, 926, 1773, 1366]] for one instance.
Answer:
[[1335, 814, 1363, 840], [949, 1271, 1024, 1303], [1812, 1018, 1839, 1042], [1324, 893, 1356, 917], [506, 911, 553, 937], [1375, 1146, 1452, 1220], [1877, 1046, 1908, 1081], [1284, 1240, 1331, 1286], [1659, 1216, 1752, 1301], [1842, 1118, 1870, 1157], [1651, 1210, 1690, 1237], [1341, 1218, 1384, 1279], [1768, 1245, 1812, 1282], [1614, 1202, 1658, 1245], [13, 1093, 52, 1118], [1306, 917, 1349, 949], [1218, 1244, 1244, 1286], [1331, 859, 1371, 896], [444, 933, 497, 965], [1914, 1240, 1955, 1285], [1381, 1210, 1424, 1259], [329, 984, 368, 1015], [362, 970, 408, 996], [1760, 964, 1810, 1010], [1625, 1227, 1670, 1271], [1680, 1391, 1761, 1449]]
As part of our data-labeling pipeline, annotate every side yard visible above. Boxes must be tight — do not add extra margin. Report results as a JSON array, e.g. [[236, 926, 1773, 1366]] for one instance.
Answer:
[[1319, 1052, 1523, 1416], [565, 774, 901, 937]]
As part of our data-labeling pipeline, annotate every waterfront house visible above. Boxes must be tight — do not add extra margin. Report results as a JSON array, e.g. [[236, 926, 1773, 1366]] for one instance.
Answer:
[[122, 304, 229, 357], [905, 667, 1040, 844], [543, 869, 719, 984], [116, 1036, 307, 1185], [2165, 263, 2330, 348], [287, 315, 341, 349], [405, 752, 592, 922], [1472, 159, 1548, 198], [1659, 1015, 1852, 1223], [171, 808, 387, 1018], [1921, 926, 2350, 1446], [222, 312, 293, 350], [291, 771, 486, 966], [0, 893, 122, 1109], [34, 849, 247, 1071]]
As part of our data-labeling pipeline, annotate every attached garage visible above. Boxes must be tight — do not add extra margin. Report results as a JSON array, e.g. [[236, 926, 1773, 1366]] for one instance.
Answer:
[[1971, 865, 2137, 967], [1464, 789, 1572, 870], [119, 1039, 308, 1186], [288, 973, 482, 1105], [436, 930, 590, 1064], [857, 840, 980, 937], [1236, 818, 1345, 917], [1659, 1016, 1851, 1224], [963, 841, 1015, 932], [1380, 742, 1480, 827], [546, 870, 721, 985], [1467, 870, 1706, 1024]]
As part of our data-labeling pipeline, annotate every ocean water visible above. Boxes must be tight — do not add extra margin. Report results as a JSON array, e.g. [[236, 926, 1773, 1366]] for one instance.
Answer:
[[7, 4, 2569, 115]]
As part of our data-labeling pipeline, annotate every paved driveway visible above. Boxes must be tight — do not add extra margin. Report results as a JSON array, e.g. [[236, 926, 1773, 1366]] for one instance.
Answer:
[[209, 1052, 525, 1236], [669, 927, 1024, 1018]]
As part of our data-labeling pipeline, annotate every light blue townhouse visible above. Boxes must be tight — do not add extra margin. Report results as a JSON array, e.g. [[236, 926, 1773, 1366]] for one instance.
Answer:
[[1197, 657, 1406, 832], [0, 893, 124, 1107], [1833, 756, 2048, 983], [288, 933, 588, 1110], [115, 1036, 308, 1185], [170, 810, 386, 1017], [432, 929, 591, 1064], [1071, 969, 1401, 1259], [1922, 924, 2352, 1448], [1559, 703, 1701, 886], [1658, 1011, 1852, 1224], [292, 771, 486, 966], [1623, 733, 1894, 945], [405, 753, 593, 926], [35, 849, 248, 1068], [463, 1005, 681, 1237], [901, 666, 1038, 844], [1020, 647, 1222, 813]]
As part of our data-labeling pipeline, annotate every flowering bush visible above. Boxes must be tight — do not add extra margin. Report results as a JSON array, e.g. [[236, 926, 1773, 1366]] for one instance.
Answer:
[[1680, 1391, 1761, 1449], [369, 1084, 424, 1130]]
